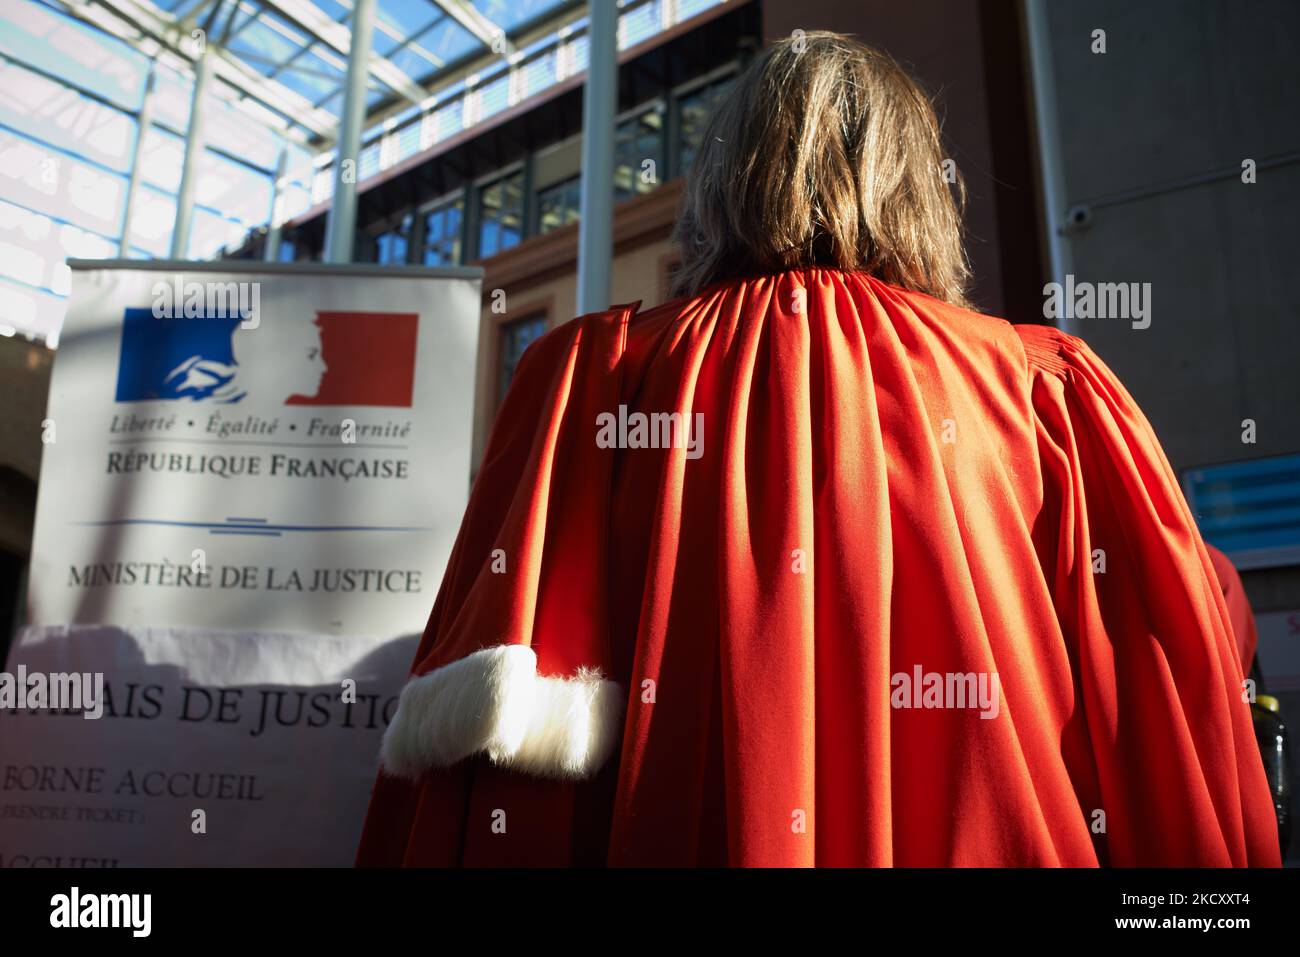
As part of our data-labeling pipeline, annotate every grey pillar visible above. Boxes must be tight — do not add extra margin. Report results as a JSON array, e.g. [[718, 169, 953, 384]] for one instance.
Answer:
[[324, 0, 378, 264], [1024, 0, 1076, 335], [576, 0, 617, 314], [170, 47, 213, 259], [264, 143, 288, 262], [121, 62, 157, 255]]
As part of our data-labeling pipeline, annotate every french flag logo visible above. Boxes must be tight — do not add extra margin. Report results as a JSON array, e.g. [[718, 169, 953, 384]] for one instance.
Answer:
[[115, 309, 419, 408]]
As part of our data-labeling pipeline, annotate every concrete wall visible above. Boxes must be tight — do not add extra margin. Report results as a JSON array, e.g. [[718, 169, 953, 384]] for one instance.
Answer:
[[1037, 0, 1300, 612], [1037, 0, 1300, 863], [1042, 0, 1300, 473]]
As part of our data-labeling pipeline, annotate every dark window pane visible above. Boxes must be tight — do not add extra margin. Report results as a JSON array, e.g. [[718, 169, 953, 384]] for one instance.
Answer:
[[375, 231, 407, 264], [423, 195, 464, 266], [615, 106, 665, 200], [678, 76, 736, 174], [499, 314, 547, 406], [537, 175, 581, 234], [374, 212, 413, 265], [478, 171, 524, 259]]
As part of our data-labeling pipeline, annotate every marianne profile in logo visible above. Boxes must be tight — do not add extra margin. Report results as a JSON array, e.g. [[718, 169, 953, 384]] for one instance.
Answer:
[[116, 308, 327, 405]]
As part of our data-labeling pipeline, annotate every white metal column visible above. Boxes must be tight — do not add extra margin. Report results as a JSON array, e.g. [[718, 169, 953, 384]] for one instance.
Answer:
[[264, 143, 288, 262], [576, 0, 617, 314], [121, 62, 157, 255], [170, 47, 213, 258], [324, 0, 378, 263]]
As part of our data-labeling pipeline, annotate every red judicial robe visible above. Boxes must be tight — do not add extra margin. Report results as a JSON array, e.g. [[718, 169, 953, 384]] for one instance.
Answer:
[[1206, 544, 1260, 672], [356, 268, 1280, 867]]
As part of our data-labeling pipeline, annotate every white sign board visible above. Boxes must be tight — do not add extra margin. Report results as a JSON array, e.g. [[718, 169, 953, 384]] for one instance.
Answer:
[[0, 261, 481, 866], [1, 623, 417, 867], [25, 262, 479, 635]]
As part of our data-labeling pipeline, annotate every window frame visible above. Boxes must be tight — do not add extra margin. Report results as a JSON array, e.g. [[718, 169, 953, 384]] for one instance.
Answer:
[[416, 188, 467, 267], [670, 62, 741, 179], [472, 161, 527, 261], [613, 97, 667, 202], [488, 295, 554, 419]]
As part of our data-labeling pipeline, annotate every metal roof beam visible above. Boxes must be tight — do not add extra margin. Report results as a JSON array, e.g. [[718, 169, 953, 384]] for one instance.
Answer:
[[259, 0, 429, 107], [429, 0, 515, 56], [81, 0, 338, 138], [353, 0, 586, 136]]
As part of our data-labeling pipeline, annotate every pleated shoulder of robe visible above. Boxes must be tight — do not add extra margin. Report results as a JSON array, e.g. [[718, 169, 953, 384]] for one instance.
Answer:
[[356, 267, 1281, 867]]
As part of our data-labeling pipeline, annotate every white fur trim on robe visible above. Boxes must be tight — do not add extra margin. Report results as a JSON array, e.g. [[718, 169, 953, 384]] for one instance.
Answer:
[[379, 645, 625, 781]]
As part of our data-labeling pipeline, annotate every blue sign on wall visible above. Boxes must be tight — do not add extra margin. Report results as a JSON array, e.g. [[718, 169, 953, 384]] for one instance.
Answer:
[[1183, 453, 1300, 570]]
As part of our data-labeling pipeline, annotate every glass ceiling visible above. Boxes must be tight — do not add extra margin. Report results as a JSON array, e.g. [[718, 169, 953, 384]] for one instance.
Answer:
[[72, 0, 587, 141], [0, 0, 724, 342], [34, 0, 721, 214]]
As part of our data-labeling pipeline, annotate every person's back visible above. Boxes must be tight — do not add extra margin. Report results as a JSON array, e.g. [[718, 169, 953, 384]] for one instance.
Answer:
[[356, 34, 1280, 867]]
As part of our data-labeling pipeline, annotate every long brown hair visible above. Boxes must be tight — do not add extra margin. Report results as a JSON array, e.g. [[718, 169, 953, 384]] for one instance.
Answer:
[[671, 32, 970, 305]]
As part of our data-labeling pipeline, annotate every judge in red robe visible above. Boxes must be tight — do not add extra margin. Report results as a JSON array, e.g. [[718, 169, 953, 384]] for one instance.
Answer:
[[356, 32, 1279, 867]]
